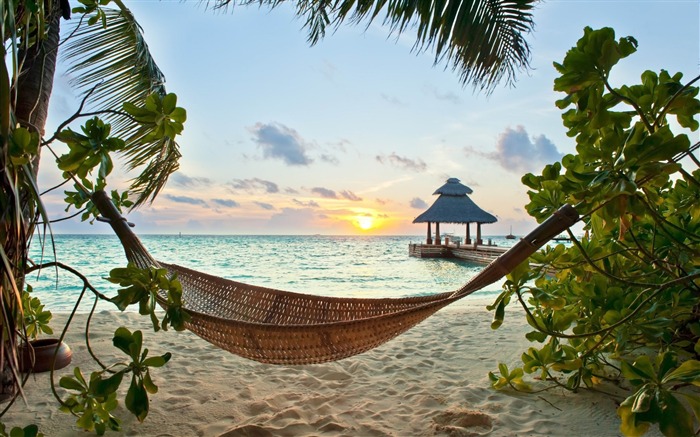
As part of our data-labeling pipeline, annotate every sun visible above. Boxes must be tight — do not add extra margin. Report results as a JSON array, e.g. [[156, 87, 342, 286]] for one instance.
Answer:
[[357, 216, 374, 230]]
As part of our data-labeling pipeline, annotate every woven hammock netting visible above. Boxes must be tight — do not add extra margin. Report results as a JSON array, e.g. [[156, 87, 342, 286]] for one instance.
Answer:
[[91, 191, 579, 365]]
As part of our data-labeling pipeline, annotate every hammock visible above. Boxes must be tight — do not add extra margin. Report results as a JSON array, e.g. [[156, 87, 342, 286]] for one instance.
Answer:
[[91, 190, 579, 365]]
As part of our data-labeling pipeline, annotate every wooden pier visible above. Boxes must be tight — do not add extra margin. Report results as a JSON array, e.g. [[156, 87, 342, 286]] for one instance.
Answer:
[[409, 241, 507, 264]]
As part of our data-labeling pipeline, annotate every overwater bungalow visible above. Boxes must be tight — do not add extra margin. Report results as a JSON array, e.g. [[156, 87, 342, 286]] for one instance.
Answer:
[[410, 177, 505, 263]]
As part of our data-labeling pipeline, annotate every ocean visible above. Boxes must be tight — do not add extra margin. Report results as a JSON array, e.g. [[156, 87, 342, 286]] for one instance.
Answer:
[[26, 234, 519, 313]]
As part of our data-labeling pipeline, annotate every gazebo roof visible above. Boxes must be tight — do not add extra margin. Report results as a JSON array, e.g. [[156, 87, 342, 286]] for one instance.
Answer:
[[412, 177, 497, 224], [433, 177, 473, 195]]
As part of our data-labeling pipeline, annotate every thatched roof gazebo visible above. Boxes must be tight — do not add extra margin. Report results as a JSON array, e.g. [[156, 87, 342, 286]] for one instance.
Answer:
[[413, 177, 497, 245]]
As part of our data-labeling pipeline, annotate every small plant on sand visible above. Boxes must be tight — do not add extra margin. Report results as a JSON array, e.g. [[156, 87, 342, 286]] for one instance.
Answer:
[[58, 328, 172, 434], [21, 286, 53, 341], [489, 27, 700, 437]]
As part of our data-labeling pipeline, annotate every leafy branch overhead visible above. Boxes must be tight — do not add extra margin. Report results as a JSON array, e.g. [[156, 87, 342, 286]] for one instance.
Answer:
[[57, 117, 125, 189], [232, 0, 536, 91], [62, 3, 182, 207], [489, 27, 700, 437]]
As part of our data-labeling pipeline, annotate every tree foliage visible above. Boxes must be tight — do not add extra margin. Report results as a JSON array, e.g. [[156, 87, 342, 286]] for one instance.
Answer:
[[489, 27, 700, 437]]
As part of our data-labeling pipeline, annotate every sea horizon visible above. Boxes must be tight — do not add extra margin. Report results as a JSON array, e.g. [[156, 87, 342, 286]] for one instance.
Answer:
[[39, 232, 518, 237], [27, 234, 518, 313]]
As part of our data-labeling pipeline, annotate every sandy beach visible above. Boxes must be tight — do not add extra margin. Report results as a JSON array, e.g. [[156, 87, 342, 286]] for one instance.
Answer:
[[5, 299, 637, 436]]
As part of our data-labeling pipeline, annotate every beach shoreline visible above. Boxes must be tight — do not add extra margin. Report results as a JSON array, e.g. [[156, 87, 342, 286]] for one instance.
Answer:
[[5, 300, 636, 436]]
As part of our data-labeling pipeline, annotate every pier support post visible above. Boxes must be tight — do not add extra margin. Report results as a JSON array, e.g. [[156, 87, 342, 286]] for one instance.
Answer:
[[435, 222, 441, 245], [426, 222, 432, 245]]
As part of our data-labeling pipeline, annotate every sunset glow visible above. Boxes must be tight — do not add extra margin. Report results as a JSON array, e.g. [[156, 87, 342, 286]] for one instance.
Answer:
[[36, 2, 695, 236], [357, 216, 374, 230]]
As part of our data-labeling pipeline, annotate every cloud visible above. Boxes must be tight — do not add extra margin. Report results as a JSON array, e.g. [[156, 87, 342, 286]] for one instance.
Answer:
[[340, 190, 362, 201], [381, 93, 406, 106], [170, 173, 212, 187], [267, 208, 319, 231], [376, 153, 427, 172], [410, 197, 428, 209], [249, 122, 313, 166], [254, 202, 275, 210], [293, 199, 320, 208], [211, 198, 240, 208], [465, 126, 564, 174], [164, 194, 207, 206], [321, 60, 337, 81], [328, 139, 350, 153], [228, 178, 279, 194], [320, 154, 340, 165], [426, 85, 462, 104], [311, 187, 337, 199]]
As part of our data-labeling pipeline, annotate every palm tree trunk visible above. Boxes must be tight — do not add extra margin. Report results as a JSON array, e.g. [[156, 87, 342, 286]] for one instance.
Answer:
[[0, 0, 63, 401], [15, 2, 62, 137]]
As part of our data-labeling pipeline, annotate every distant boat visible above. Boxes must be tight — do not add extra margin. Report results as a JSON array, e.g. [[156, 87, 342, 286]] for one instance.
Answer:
[[505, 226, 516, 240]]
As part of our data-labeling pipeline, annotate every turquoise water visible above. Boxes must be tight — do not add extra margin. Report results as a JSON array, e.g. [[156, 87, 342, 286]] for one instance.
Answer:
[[27, 234, 518, 313]]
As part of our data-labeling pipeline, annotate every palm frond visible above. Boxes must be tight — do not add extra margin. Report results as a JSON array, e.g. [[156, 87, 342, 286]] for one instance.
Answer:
[[231, 0, 536, 91], [125, 136, 181, 207], [62, 8, 180, 207]]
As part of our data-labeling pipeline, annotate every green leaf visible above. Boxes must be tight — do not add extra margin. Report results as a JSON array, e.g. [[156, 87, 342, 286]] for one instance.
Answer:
[[631, 384, 654, 413], [59, 376, 86, 392], [491, 300, 505, 329], [618, 397, 651, 437], [73, 367, 88, 387], [655, 352, 678, 381], [488, 371, 508, 389], [678, 392, 700, 424], [142, 352, 171, 368], [662, 360, 700, 385], [92, 371, 125, 397], [551, 358, 582, 372], [8, 424, 41, 437], [143, 370, 158, 394], [162, 93, 177, 114], [489, 363, 530, 391], [658, 392, 695, 437], [125, 377, 149, 422], [621, 356, 656, 384], [76, 406, 96, 430], [525, 331, 548, 342], [112, 327, 136, 357]]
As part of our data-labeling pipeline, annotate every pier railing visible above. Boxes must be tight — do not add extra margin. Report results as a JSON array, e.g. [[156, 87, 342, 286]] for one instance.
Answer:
[[409, 243, 507, 263]]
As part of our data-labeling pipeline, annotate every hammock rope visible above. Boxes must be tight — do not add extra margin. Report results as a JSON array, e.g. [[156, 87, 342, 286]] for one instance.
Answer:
[[91, 191, 579, 365]]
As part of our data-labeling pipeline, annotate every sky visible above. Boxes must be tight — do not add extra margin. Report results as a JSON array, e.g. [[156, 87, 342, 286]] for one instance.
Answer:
[[40, 0, 700, 235]]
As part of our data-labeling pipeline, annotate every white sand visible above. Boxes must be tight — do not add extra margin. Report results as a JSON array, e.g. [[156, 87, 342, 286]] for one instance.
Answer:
[[5, 299, 639, 436]]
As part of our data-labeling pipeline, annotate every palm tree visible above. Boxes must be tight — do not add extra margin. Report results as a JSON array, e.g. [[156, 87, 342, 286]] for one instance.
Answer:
[[0, 0, 535, 402]]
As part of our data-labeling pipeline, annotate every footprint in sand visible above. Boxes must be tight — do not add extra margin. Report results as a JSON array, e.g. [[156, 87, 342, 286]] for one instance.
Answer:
[[433, 409, 493, 436]]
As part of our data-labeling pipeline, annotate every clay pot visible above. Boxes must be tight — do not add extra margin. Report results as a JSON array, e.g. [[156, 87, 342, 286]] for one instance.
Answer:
[[20, 338, 72, 373]]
